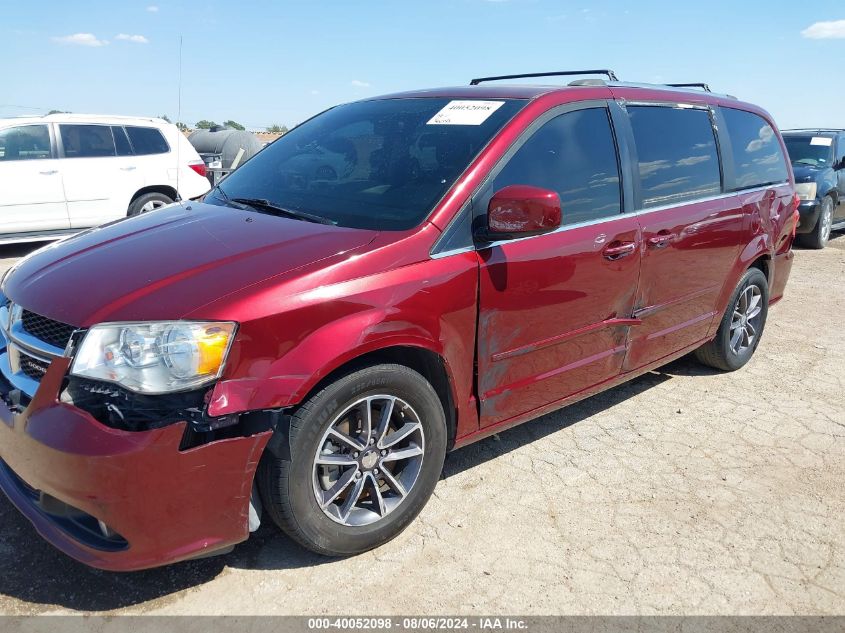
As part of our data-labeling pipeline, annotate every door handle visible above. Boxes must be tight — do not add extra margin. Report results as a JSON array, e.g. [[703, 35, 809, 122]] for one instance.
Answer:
[[39, 170, 58, 175], [602, 241, 637, 260], [120, 166, 137, 171], [647, 233, 676, 249]]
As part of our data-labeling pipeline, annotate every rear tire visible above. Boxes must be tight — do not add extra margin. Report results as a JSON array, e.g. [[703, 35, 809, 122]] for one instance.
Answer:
[[128, 192, 173, 216], [695, 268, 769, 372], [797, 195, 833, 249], [258, 364, 447, 556]]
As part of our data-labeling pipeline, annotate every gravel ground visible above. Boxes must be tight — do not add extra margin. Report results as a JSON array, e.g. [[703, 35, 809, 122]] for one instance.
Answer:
[[0, 235, 842, 616]]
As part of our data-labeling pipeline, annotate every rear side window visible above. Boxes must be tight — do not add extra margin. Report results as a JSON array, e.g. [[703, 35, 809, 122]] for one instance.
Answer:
[[491, 107, 621, 225], [112, 126, 133, 156], [125, 126, 169, 155], [60, 124, 116, 158], [0, 125, 51, 161], [721, 108, 789, 190], [628, 106, 721, 208]]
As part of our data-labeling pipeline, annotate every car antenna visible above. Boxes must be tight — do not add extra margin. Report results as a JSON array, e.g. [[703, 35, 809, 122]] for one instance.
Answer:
[[176, 34, 183, 206]]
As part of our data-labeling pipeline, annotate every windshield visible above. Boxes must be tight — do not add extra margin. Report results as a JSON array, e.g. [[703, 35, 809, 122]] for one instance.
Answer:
[[784, 136, 835, 168], [206, 98, 525, 230]]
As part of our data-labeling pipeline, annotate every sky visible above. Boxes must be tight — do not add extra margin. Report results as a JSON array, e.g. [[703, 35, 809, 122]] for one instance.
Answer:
[[1, 0, 843, 131]]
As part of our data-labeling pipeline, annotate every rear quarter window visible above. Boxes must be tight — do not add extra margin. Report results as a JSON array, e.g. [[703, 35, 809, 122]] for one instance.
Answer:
[[721, 108, 789, 190], [628, 106, 722, 209], [125, 126, 170, 155]]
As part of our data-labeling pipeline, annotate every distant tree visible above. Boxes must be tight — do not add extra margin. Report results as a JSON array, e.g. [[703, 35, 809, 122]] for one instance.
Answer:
[[175, 122, 189, 132], [47, 109, 65, 115], [224, 120, 245, 130], [266, 124, 288, 134], [159, 114, 171, 123], [195, 120, 218, 129]]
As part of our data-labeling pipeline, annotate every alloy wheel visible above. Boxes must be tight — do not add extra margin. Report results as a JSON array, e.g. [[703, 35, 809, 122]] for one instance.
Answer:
[[312, 395, 425, 526], [820, 198, 833, 244], [729, 284, 763, 355], [141, 199, 167, 213]]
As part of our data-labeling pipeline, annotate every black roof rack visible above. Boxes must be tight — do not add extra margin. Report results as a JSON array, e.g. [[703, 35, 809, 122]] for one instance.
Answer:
[[666, 83, 711, 92], [470, 69, 619, 86]]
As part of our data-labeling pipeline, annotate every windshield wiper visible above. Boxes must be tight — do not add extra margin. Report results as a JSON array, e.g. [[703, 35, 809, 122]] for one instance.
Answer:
[[230, 198, 335, 225]]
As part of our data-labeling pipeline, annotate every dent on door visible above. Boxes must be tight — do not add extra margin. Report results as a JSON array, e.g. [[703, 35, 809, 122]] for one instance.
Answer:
[[476, 217, 642, 427]]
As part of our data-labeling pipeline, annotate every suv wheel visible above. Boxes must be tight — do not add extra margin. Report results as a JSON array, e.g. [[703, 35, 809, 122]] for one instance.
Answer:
[[798, 195, 834, 249], [694, 268, 769, 372], [128, 192, 173, 216], [259, 364, 447, 556]]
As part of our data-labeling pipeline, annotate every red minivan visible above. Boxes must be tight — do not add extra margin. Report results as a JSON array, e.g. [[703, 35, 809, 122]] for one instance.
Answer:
[[0, 71, 797, 570]]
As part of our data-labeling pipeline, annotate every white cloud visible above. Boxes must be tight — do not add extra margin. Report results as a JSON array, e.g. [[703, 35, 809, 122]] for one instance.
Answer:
[[677, 155, 711, 167], [147, 5, 159, 11], [115, 33, 149, 44], [52, 33, 108, 47], [310, 89, 320, 95], [801, 20, 845, 39], [351, 80, 371, 87]]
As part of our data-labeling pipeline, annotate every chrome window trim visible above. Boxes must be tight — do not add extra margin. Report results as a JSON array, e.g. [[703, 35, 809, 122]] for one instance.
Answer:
[[430, 246, 475, 260], [461, 183, 788, 253]]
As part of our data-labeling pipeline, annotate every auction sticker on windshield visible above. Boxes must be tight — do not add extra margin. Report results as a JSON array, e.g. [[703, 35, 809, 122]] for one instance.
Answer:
[[810, 137, 833, 146], [427, 100, 505, 125]]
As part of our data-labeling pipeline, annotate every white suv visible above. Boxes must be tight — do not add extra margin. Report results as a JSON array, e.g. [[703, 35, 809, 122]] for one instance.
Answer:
[[0, 114, 211, 244]]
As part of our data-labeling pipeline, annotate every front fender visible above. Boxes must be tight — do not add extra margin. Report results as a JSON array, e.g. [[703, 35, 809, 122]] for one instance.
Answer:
[[207, 253, 480, 433]]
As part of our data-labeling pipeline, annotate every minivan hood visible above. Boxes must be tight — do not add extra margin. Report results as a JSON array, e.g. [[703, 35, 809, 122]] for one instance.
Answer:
[[3, 202, 378, 326]]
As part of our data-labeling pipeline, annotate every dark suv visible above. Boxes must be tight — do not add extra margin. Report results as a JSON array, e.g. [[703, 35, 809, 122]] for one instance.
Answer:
[[0, 71, 797, 570], [782, 129, 845, 248]]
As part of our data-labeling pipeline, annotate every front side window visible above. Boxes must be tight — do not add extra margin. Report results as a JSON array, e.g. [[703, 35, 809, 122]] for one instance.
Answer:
[[0, 125, 51, 161], [628, 106, 722, 208], [721, 108, 789, 190], [60, 124, 116, 158], [490, 107, 622, 225], [126, 126, 169, 155], [208, 98, 525, 230]]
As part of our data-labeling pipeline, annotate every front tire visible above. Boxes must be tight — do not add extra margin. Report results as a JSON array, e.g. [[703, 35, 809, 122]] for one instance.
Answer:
[[259, 364, 447, 556], [128, 192, 173, 216], [695, 268, 769, 372], [798, 195, 833, 249]]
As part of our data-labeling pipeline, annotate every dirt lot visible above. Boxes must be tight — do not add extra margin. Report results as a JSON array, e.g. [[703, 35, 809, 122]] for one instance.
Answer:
[[0, 235, 842, 616]]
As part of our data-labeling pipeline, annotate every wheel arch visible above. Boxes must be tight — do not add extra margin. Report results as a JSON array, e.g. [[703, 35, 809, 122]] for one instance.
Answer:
[[749, 253, 772, 286], [129, 185, 178, 208], [293, 345, 459, 450]]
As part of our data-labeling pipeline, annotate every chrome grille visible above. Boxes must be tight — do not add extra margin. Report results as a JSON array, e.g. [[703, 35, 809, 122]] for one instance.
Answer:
[[0, 302, 75, 398], [19, 354, 49, 381], [20, 310, 75, 351]]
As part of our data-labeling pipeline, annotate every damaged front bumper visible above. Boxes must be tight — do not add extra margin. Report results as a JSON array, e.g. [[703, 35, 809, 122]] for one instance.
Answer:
[[0, 345, 271, 571]]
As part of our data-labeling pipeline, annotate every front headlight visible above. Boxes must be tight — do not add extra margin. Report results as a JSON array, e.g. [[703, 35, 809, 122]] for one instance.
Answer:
[[795, 182, 818, 201], [71, 321, 237, 394]]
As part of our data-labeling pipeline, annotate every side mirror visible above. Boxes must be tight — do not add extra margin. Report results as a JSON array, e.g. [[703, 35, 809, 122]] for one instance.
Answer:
[[477, 185, 562, 242]]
